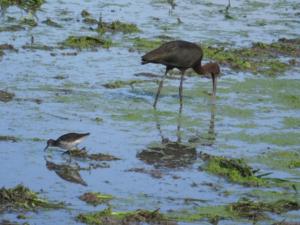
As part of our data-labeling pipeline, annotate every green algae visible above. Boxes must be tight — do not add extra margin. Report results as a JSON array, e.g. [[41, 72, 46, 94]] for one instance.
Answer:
[[220, 105, 254, 118], [245, 190, 299, 203], [0, 0, 45, 12], [255, 151, 300, 172], [283, 117, 300, 129], [199, 152, 266, 186], [77, 208, 173, 225], [79, 192, 113, 206], [97, 20, 140, 34], [0, 90, 15, 102], [203, 38, 300, 76], [0, 185, 64, 213], [62, 36, 112, 49], [225, 132, 300, 146], [169, 198, 299, 223], [130, 37, 162, 51], [103, 79, 158, 89]]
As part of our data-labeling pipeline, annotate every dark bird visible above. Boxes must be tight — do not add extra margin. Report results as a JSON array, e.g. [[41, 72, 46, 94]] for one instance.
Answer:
[[141, 40, 220, 108], [44, 132, 90, 151]]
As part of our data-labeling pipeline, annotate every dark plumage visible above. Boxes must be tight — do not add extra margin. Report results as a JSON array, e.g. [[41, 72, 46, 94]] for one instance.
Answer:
[[44, 132, 90, 151], [141, 40, 220, 108]]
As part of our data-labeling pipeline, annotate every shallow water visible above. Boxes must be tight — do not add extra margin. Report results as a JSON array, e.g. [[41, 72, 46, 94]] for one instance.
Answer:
[[1, 0, 300, 224]]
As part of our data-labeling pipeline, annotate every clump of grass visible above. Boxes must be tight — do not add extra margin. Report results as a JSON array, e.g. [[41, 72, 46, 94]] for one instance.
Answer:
[[61, 36, 112, 49], [77, 208, 171, 225], [0, 185, 64, 213], [97, 20, 140, 33], [199, 152, 266, 186]]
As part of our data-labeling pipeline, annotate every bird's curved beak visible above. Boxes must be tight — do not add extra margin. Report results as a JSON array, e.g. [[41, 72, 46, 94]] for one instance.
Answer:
[[44, 144, 49, 151]]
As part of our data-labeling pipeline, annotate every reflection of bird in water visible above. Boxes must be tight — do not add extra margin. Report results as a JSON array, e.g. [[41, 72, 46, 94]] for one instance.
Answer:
[[188, 105, 216, 146], [137, 106, 197, 169], [44, 132, 90, 151], [141, 40, 220, 108], [45, 159, 87, 186]]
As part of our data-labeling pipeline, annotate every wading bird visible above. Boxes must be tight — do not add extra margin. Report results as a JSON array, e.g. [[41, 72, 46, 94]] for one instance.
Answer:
[[141, 40, 220, 109], [44, 133, 90, 151]]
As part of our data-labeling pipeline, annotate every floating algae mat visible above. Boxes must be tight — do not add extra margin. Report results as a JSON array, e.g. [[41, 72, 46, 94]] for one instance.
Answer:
[[77, 208, 176, 225], [61, 36, 112, 49], [170, 198, 300, 223], [199, 152, 300, 189], [203, 38, 300, 76], [0, 185, 64, 213]]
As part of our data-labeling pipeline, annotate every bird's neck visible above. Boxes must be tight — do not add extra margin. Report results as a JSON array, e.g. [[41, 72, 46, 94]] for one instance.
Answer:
[[193, 63, 206, 75]]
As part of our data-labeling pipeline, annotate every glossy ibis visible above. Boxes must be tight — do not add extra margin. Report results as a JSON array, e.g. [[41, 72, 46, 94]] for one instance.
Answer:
[[141, 40, 220, 108], [44, 132, 90, 151]]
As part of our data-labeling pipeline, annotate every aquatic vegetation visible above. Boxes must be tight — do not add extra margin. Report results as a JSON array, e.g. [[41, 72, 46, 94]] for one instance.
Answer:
[[61, 36, 112, 49], [42, 18, 62, 28], [0, 24, 25, 32], [283, 117, 300, 128], [22, 44, 54, 51], [79, 192, 113, 206], [169, 198, 299, 222], [103, 79, 158, 89], [130, 37, 162, 51], [255, 151, 300, 172], [203, 38, 300, 76], [0, 0, 45, 12], [138, 140, 197, 168], [19, 17, 37, 27], [97, 20, 140, 34], [199, 152, 266, 186], [0, 90, 15, 102], [77, 208, 175, 225], [0, 135, 18, 142], [225, 131, 300, 146], [0, 184, 64, 213], [65, 148, 120, 161]]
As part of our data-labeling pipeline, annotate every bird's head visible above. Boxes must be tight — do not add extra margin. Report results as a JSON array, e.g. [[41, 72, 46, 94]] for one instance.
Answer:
[[201, 62, 220, 76], [44, 139, 55, 151]]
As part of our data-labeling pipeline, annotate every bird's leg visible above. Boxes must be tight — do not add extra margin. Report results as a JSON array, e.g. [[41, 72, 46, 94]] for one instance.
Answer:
[[211, 73, 217, 105], [179, 71, 185, 113], [176, 102, 182, 143], [153, 69, 168, 108]]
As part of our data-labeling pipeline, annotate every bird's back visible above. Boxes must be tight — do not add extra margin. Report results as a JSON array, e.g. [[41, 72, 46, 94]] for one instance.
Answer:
[[57, 133, 90, 142], [141, 40, 203, 69]]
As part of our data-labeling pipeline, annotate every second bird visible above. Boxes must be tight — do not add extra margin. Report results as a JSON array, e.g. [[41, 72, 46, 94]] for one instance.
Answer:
[[44, 132, 90, 151], [141, 40, 220, 109]]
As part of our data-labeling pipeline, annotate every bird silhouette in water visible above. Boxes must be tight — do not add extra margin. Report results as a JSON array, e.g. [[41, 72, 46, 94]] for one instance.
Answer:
[[141, 40, 220, 109], [44, 132, 90, 151]]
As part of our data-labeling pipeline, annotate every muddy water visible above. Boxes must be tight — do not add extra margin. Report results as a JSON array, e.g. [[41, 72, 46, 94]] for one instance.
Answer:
[[1, 0, 300, 224]]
